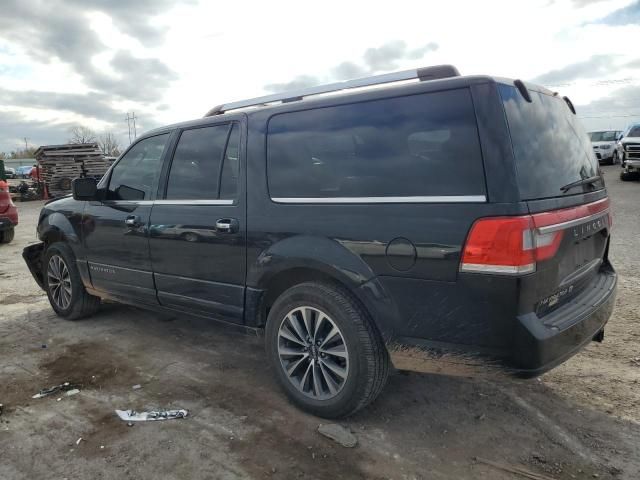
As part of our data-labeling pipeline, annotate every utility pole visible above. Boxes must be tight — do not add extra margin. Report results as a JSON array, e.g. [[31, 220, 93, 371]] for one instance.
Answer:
[[23, 137, 28, 150], [125, 112, 138, 144]]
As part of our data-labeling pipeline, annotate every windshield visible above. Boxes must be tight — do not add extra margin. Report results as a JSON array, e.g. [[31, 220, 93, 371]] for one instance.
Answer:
[[589, 131, 617, 142], [628, 126, 640, 137], [499, 84, 602, 200]]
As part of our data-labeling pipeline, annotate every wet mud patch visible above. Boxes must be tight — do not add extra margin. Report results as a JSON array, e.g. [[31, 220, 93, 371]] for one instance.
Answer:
[[39, 341, 138, 390]]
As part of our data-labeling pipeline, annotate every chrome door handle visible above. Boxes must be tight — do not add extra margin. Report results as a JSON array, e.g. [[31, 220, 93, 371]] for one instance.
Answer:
[[215, 218, 238, 233]]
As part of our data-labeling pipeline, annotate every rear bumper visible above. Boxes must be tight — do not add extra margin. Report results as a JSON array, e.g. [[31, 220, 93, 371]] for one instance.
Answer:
[[386, 265, 617, 378], [512, 265, 616, 376]]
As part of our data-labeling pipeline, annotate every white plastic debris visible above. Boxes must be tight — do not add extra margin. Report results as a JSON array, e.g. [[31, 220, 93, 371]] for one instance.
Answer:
[[115, 409, 188, 422], [132, 384, 142, 390], [76, 438, 82, 445], [65, 389, 80, 397]]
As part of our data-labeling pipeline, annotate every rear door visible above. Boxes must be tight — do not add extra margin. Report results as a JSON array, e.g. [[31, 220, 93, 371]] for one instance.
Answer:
[[84, 133, 170, 304], [499, 84, 611, 316], [148, 119, 246, 323]]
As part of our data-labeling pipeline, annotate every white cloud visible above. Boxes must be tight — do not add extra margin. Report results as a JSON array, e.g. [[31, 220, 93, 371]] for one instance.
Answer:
[[1, 0, 640, 151]]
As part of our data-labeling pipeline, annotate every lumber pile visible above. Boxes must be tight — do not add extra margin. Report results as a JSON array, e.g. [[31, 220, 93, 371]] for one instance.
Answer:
[[34, 143, 112, 198]]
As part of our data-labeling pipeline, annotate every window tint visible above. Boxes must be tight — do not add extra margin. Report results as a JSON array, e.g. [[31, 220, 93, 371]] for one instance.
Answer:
[[220, 123, 240, 199], [499, 85, 601, 200], [166, 124, 239, 200], [267, 89, 485, 199], [107, 134, 168, 201]]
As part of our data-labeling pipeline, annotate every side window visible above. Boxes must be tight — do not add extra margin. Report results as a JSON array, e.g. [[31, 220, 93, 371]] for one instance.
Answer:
[[107, 134, 168, 201], [267, 89, 485, 199], [165, 123, 240, 200]]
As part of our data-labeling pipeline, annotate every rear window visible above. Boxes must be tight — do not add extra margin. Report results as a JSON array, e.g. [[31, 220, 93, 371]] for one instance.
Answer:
[[499, 85, 602, 200], [267, 89, 485, 200]]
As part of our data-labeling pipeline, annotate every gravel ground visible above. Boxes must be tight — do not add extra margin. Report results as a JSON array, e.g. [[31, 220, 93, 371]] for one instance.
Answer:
[[1, 165, 639, 480]]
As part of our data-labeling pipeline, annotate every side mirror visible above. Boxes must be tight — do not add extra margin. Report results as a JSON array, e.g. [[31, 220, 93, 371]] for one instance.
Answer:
[[72, 177, 98, 201], [617, 134, 624, 141]]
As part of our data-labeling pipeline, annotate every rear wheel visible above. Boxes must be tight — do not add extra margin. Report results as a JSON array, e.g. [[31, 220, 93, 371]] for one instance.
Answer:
[[620, 171, 639, 181], [43, 242, 100, 320], [265, 282, 389, 418], [0, 228, 14, 244]]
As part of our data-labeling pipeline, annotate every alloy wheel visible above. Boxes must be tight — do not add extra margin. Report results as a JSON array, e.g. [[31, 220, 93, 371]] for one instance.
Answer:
[[277, 306, 349, 400], [47, 255, 72, 310]]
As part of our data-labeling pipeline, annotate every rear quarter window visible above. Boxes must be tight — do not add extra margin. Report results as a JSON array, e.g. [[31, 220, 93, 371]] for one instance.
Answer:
[[267, 89, 486, 200]]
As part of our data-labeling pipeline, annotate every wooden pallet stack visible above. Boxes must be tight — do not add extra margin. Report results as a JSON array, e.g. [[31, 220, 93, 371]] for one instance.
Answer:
[[34, 143, 112, 198]]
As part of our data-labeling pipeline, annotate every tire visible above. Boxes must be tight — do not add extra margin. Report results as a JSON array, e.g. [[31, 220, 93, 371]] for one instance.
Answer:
[[265, 281, 389, 418], [43, 242, 100, 320], [620, 171, 638, 181], [0, 228, 14, 244]]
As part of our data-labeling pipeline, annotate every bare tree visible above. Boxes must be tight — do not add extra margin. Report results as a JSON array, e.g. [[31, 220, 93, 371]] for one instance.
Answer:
[[68, 126, 97, 144], [98, 131, 121, 157]]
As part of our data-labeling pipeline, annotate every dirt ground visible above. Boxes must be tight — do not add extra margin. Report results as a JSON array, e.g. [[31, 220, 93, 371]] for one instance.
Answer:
[[1, 165, 639, 480]]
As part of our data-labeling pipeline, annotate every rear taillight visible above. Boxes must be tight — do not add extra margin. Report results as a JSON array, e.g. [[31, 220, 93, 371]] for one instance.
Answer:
[[460, 198, 610, 276]]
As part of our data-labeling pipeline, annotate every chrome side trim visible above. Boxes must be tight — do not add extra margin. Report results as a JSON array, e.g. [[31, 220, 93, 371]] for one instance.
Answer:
[[153, 199, 234, 205], [105, 199, 234, 205], [460, 263, 536, 275], [103, 200, 154, 205], [536, 209, 609, 235], [271, 195, 487, 204]]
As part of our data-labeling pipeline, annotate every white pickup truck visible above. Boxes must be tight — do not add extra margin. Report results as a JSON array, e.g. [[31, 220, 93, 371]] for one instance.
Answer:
[[617, 124, 640, 181]]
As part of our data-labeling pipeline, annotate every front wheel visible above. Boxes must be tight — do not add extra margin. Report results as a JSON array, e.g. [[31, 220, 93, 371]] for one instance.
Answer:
[[265, 282, 389, 418], [0, 228, 14, 244], [43, 242, 101, 320], [620, 171, 639, 181]]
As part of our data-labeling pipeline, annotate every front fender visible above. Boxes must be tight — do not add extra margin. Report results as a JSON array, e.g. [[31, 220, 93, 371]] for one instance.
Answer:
[[38, 211, 82, 246], [37, 207, 91, 287]]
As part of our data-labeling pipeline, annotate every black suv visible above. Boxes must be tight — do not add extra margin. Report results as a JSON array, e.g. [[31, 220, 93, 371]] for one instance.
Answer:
[[24, 66, 617, 418]]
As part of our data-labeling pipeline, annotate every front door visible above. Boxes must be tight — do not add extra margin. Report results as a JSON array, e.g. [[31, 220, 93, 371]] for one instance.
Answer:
[[148, 120, 247, 322], [83, 133, 170, 304]]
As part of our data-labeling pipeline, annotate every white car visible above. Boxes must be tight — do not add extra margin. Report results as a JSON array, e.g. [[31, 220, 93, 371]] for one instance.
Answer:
[[617, 124, 640, 181], [589, 130, 621, 165]]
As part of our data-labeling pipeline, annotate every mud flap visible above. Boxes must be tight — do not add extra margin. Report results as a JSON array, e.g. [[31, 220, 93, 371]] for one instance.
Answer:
[[22, 242, 45, 290]]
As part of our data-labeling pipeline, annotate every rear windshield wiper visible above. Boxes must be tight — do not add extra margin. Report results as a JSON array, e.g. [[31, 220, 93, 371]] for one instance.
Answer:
[[560, 175, 602, 193]]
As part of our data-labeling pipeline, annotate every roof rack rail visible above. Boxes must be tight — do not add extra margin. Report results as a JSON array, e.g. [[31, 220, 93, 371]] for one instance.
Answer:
[[204, 64, 460, 117]]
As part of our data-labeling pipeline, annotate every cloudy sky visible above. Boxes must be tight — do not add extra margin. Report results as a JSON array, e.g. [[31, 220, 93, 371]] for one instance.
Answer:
[[1, 0, 639, 154]]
